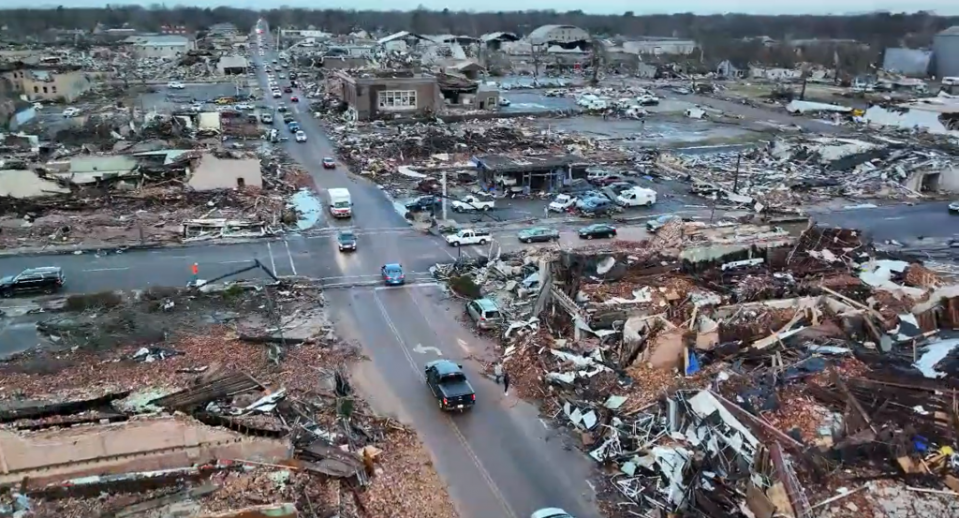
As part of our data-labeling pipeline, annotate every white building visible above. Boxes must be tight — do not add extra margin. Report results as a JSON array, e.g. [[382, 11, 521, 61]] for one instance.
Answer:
[[864, 100, 959, 138], [527, 25, 590, 45], [623, 38, 697, 56], [130, 35, 194, 59], [749, 66, 802, 81]]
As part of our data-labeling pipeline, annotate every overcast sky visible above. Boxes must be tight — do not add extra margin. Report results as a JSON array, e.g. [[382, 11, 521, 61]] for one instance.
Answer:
[[7, 2, 959, 16]]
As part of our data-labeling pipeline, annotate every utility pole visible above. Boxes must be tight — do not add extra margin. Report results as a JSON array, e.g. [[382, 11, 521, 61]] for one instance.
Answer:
[[732, 152, 742, 194], [441, 170, 448, 222]]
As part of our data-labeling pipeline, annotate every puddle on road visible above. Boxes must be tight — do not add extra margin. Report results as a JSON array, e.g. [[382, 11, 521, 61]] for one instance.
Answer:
[[287, 188, 323, 229]]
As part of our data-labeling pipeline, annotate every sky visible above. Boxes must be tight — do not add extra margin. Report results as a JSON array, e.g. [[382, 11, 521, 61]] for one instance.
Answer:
[[5, 1, 959, 16]]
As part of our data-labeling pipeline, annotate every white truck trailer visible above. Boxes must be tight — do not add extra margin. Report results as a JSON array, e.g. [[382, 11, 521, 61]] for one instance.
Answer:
[[328, 188, 352, 218]]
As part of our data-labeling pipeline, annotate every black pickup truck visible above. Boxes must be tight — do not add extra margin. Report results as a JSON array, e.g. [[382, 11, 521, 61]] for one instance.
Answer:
[[425, 359, 476, 411]]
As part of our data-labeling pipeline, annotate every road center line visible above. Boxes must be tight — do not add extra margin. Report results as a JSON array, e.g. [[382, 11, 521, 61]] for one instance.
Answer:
[[371, 291, 518, 518], [283, 240, 298, 276], [83, 267, 130, 272], [266, 242, 277, 276]]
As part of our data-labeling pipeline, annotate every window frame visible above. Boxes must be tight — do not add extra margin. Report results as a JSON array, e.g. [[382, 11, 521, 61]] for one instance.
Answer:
[[378, 89, 417, 110]]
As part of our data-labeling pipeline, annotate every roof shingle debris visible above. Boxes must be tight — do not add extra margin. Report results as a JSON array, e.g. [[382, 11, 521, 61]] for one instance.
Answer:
[[440, 221, 959, 517], [0, 299, 457, 518]]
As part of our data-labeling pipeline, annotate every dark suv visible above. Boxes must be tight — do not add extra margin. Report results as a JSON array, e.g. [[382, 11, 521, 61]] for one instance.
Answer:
[[0, 267, 65, 297]]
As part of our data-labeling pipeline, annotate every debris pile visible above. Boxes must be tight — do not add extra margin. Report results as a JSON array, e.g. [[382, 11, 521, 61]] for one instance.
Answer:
[[324, 117, 624, 182], [440, 222, 959, 517], [660, 136, 959, 210], [0, 148, 310, 250], [0, 284, 458, 518]]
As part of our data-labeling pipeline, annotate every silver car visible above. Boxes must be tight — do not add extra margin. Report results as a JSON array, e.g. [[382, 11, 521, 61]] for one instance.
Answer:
[[531, 509, 573, 518]]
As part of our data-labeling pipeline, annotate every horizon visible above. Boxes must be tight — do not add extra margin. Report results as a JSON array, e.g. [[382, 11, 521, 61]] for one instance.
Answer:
[[1, 2, 958, 17]]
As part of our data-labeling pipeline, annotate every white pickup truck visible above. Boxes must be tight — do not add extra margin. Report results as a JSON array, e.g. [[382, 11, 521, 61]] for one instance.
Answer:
[[451, 195, 494, 212], [445, 229, 491, 247]]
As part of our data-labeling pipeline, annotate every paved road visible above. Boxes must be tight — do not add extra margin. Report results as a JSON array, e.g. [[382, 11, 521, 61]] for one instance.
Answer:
[[814, 201, 958, 241], [274, 28, 607, 518]]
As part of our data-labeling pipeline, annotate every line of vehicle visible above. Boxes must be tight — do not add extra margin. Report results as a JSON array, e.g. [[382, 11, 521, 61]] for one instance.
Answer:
[[372, 290, 518, 518]]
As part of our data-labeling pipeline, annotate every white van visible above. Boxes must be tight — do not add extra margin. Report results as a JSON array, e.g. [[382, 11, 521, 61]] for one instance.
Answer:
[[616, 187, 657, 207], [328, 188, 352, 218]]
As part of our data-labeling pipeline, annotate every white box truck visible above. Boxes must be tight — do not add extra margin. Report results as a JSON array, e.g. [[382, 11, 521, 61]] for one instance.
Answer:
[[328, 188, 352, 218], [616, 187, 657, 207]]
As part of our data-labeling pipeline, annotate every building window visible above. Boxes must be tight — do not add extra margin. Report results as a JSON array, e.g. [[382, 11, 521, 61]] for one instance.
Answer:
[[43, 86, 48, 93], [378, 90, 417, 109], [33, 86, 38, 93], [52, 86, 57, 94]]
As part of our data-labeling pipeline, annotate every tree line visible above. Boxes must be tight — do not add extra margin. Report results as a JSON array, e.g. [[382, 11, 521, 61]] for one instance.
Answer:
[[2, 5, 957, 51]]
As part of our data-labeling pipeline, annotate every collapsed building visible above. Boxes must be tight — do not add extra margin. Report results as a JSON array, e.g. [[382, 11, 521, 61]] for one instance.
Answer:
[[434, 221, 959, 517], [0, 283, 458, 518]]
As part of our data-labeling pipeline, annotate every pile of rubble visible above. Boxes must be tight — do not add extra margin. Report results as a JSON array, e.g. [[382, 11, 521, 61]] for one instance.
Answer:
[[440, 223, 959, 517], [0, 284, 458, 518], [0, 142, 314, 250], [659, 135, 959, 210], [324, 117, 624, 188]]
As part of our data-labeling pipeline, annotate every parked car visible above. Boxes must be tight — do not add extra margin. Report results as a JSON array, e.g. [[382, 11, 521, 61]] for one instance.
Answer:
[[451, 195, 494, 212], [295, 130, 307, 142], [616, 187, 657, 207], [0, 267, 65, 297], [425, 360, 476, 412], [949, 201, 959, 213], [605, 181, 637, 195], [276, 104, 288, 112], [445, 229, 491, 247], [578, 223, 617, 240], [381, 263, 405, 285], [337, 230, 356, 252], [575, 194, 608, 210], [405, 195, 440, 212], [518, 227, 560, 243], [282, 113, 295, 123], [531, 508, 575, 518], [579, 197, 616, 216], [637, 94, 660, 106], [322, 157, 336, 169], [283, 86, 293, 93], [594, 174, 625, 186], [560, 178, 592, 195], [272, 90, 282, 98], [549, 194, 577, 212], [167, 81, 185, 89], [62, 107, 81, 118], [587, 170, 615, 184], [466, 298, 503, 330], [260, 113, 273, 123], [288, 122, 300, 133]]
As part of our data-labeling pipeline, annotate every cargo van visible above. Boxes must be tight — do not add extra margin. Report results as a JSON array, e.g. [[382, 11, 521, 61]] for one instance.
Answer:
[[616, 187, 657, 207], [328, 188, 352, 218]]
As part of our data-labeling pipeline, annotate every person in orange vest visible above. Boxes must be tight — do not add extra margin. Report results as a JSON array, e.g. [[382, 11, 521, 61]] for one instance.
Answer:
[[191, 263, 199, 284]]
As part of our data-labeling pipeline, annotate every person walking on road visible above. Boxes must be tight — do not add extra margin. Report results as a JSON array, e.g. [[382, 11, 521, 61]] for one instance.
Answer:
[[503, 370, 510, 396], [493, 362, 503, 384]]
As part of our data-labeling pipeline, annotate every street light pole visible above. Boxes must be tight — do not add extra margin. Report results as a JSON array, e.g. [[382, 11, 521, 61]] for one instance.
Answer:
[[441, 169, 448, 222]]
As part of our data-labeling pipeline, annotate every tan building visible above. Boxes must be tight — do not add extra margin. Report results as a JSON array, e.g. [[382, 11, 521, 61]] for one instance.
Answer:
[[2, 67, 94, 102], [333, 72, 441, 121]]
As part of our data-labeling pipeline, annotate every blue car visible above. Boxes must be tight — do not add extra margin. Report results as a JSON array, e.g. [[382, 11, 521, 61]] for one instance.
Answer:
[[381, 263, 405, 285]]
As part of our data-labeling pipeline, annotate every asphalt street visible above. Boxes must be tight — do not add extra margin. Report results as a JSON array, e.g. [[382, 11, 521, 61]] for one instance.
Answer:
[[253, 29, 600, 518], [814, 201, 958, 241]]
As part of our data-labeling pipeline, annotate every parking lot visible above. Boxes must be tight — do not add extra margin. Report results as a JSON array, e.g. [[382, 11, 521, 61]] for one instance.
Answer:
[[138, 81, 257, 112]]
